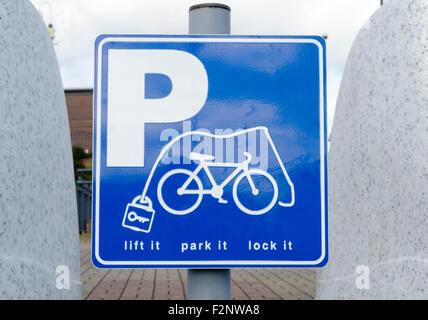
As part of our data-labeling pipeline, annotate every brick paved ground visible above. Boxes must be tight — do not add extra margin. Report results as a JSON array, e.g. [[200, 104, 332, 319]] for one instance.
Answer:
[[80, 233, 316, 300]]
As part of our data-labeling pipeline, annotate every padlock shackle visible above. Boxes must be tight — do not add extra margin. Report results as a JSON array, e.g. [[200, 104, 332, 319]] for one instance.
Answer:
[[132, 195, 153, 208]]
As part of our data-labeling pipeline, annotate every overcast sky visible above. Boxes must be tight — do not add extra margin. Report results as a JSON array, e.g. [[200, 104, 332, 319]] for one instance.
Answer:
[[29, 0, 381, 133]]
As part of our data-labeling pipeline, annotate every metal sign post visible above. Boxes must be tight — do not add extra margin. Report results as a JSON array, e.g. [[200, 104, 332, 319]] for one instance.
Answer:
[[187, 3, 232, 300], [189, 3, 231, 34]]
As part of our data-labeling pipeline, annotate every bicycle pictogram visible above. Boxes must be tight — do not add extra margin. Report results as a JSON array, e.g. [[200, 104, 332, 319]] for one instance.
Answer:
[[122, 127, 295, 232], [157, 151, 278, 215]]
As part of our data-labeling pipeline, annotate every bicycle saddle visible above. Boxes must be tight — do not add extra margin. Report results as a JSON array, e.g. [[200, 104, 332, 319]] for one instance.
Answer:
[[189, 152, 215, 161]]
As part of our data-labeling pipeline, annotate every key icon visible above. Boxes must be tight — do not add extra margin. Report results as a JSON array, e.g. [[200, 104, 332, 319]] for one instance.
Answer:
[[128, 211, 150, 224]]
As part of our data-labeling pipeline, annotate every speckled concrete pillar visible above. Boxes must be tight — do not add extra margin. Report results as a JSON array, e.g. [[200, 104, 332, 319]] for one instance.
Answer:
[[316, 0, 428, 299], [0, 1, 81, 299]]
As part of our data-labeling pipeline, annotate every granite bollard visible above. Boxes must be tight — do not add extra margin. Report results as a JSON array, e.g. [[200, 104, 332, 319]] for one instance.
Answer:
[[316, 0, 428, 299], [0, 0, 81, 299]]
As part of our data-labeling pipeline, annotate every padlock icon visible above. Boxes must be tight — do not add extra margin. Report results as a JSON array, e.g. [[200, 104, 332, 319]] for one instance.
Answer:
[[122, 195, 155, 233]]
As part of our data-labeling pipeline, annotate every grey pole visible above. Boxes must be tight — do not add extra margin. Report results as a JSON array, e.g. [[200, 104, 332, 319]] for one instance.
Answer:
[[187, 3, 231, 300], [189, 3, 231, 34]]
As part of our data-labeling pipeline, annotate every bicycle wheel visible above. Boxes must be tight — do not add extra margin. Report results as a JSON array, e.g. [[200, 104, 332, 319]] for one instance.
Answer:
[[232, 169, 278, 215], [157, 169, 203, 215]]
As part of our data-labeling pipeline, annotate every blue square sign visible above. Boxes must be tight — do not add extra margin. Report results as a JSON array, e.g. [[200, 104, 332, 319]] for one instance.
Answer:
[[92, 35, 328, 268]]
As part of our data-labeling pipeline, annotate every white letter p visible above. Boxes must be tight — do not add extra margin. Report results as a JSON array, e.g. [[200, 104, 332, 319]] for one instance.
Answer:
[[106, 49, 208, 167]]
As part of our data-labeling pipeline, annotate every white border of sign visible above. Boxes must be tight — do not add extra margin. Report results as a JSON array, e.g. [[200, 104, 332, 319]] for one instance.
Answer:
[[93, 36, 326, 267]]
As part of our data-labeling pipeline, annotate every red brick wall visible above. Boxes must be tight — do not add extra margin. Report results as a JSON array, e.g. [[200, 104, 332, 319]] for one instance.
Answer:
[[65, 89, 93, 152]]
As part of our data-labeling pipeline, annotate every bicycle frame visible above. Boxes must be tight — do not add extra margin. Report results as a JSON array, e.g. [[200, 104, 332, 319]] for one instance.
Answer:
[[158, 151, 279, 215], [178, 154, 257, 196]]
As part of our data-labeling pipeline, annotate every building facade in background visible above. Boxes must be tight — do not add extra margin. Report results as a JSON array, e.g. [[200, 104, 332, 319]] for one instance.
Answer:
[[65, 88, 93, 153]]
